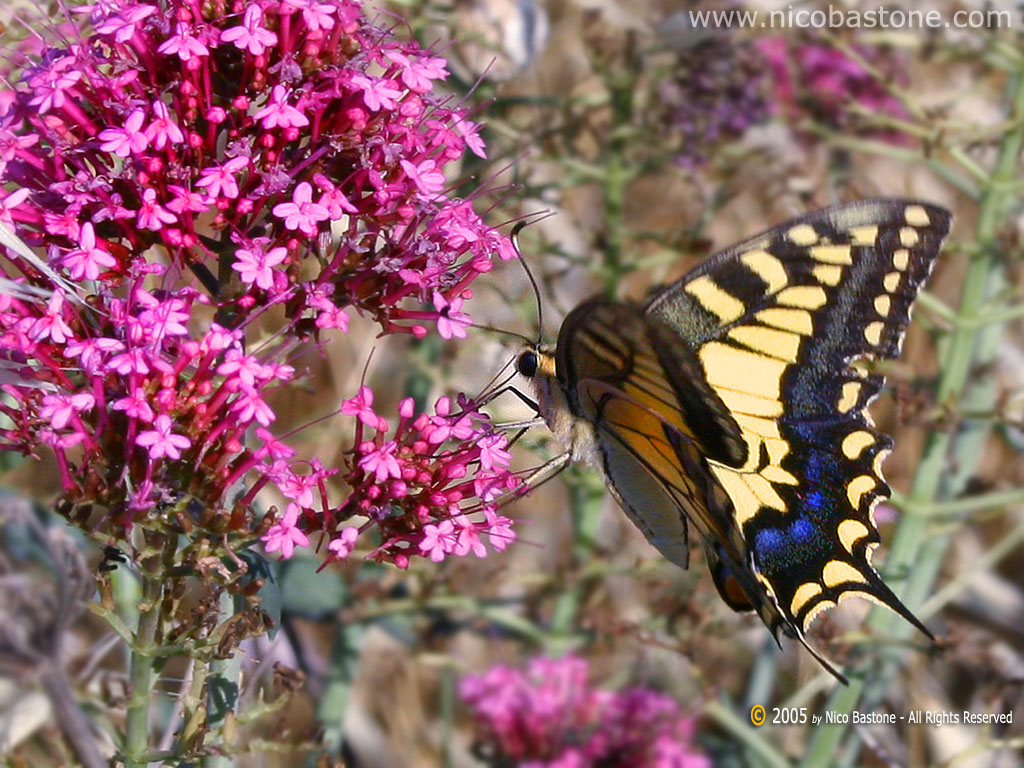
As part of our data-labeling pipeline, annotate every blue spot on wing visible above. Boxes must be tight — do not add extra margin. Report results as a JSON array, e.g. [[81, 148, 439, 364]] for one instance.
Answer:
[[754, 518, 821, 572], [790, 518, 814, 543]]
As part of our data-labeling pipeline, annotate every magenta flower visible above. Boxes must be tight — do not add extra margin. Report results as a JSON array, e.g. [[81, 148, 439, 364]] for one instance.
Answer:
[[330, 391, 521, 567], [758, 37, 908, 139], [136, 189, 177, 231], [62, 223, 118, 281], [262, 503, 310, 559], [39, 393, 95, 430], [401, 158, 447, 199], [145, 100, 185, 150], [327, 526, 359, 558], [29, 290, 74, 344], [340, 386, 379, 428], [461, 657, 711, 768], [385, 50, 448, 93], [136, 414, 192, 460], [95, 4, 158, 43], [433, 292, 472, 340], [419, 519, 456, 562], [157, 21, 211, 63], [221, 5, 279, 55], [233, 242, 288, 290], [0, 0, 515, 553], [254, 85, 310, 130], [272, 181, 330, 236], [98, 108, 149, 158], [349, 73, 403, 111], [196, 156, 249, 200], [112, 392, 155, 422], [357, 440, 402, 482]]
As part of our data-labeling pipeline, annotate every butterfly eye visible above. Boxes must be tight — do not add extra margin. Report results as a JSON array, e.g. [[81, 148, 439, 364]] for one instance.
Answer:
[[517, 350, 539, 378]]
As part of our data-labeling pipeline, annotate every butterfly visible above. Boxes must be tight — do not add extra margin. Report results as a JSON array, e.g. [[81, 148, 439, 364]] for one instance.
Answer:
[[515, 199, 951, 681]]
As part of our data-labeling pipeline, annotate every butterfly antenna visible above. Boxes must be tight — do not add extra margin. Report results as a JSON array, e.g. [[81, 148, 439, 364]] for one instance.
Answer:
[[468, 322, 535, 346], [510, 221, 544, 342]]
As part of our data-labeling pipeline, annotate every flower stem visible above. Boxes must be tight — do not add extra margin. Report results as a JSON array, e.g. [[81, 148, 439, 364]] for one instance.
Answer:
[[202, 590, 241, 768], [124, 533, 177, 768], [316, 620, 365, 758]]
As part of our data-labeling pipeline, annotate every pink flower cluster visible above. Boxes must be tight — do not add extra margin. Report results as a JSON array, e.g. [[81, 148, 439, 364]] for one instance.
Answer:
[[460, 657, 710, 768], [0, 0, 517, 549], [758, 38, 907, 134], [292, 387, 520, 566]]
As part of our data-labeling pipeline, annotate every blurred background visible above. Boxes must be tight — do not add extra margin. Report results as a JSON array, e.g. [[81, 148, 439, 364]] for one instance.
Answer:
[[3, 0, 1023, 766]]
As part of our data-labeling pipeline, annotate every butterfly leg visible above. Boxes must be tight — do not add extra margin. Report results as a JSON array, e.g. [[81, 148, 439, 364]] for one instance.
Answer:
[[487, 451, 573, 512]]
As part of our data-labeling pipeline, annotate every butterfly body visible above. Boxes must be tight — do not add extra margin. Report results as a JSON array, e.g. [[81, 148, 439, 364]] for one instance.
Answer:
[[517, 199, 951, 679]]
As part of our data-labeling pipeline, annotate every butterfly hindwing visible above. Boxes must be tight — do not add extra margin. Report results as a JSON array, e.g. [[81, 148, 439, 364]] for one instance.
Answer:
[[643, 199, 950, 645], [556, 301, 749, 571]]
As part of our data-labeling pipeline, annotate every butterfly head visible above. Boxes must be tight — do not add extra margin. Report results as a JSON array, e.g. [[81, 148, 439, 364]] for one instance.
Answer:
[[515, 345, 556, 381], [515, 343, 598, 462]]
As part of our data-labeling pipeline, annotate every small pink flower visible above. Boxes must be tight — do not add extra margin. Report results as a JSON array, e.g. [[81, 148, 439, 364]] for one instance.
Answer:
[[145, 100, 185, 150], [136, 189, 177, 230], [384, 50, 448, 93], [254, 85, 309, 130], [311, 296, 349, 330], [419, 519, 456, 562], [283, 0, 337, 32], [112, 391, 155, 422], [400, 158, 446, 200], [98, 108, 149, 157], [328, 526, 360, 559], [262, 503, 310, 559], [272, 182, 329, 236], [349, 73, 403, 111], [29, 290, 74, 344], [483, 509, 515, 552], [221, 5, 278, 55], [233, 242, 288, 290], [63, 223, 117, 280], [136, 414, 191, 460], [65, 337, 124, 373], [39, 392, 95, 429], [166, 185, 211, 214], [433, 291, 471, 340], [453, 515, 487, 558], [95, 5, 157, 43], [196, 156, 248, 200], [357, 440, 402, 482], [157, 22, 211, 63], [314, 174, 358, 218], [341, 386, 378, 428], [478, 434, 511, 470], [231, 386, 276, 426], [0, 188, 30, 227]]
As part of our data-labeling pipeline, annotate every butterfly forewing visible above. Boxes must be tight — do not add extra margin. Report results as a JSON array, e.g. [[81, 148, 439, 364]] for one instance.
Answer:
[[643, 199, 950, 642]]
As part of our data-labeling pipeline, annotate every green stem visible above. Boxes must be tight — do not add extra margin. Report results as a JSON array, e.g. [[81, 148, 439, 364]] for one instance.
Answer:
[[315, 620, 364, 760], [202, 590, 241, 768], [547, 473, 604, 656], [898, 486, 1024, 518], [800, 67, 1024, 768], [703, 700, 791, 768], [918, 518, 1024, 619], [599, 65, 637, 297], [123, 533, 176, 768]]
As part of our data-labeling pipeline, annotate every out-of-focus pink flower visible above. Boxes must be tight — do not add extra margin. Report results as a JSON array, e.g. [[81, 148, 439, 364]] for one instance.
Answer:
[[461, 657, 710, 767], [758, 37, 908, 138]]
